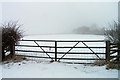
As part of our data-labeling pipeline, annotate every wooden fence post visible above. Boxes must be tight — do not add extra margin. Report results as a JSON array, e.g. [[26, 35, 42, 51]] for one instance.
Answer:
[[117, 45, 120, 61], [55, 41, 57, 61], [106, 40, 110, 61], [2, 46, 5, 61], [10, 44, 15, 56]]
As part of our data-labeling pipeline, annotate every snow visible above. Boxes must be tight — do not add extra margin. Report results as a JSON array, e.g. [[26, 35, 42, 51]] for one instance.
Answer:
[[23, 34, 105, 40], [2, 61, 118, 78], [2, 34, 119, 78], [0, 64, 2, 79]]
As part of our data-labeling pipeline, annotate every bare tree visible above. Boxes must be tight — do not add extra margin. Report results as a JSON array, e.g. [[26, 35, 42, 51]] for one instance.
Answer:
[[1, 21, 24, 61], [73, 25, 105, 35], [105, 21, 120, 62], [105, 21, 120, 45]]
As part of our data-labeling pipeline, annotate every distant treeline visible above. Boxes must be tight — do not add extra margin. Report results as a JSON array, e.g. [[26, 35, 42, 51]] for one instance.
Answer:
[[73, 26, 105, 35]]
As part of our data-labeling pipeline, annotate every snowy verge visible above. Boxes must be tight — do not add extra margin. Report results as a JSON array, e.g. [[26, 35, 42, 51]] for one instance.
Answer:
[[2, 60, 118, 78], [0, 63, 2, 80]]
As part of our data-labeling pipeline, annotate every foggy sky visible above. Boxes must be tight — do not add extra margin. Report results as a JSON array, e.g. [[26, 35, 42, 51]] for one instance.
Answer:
[[1, 2, 118, 35]]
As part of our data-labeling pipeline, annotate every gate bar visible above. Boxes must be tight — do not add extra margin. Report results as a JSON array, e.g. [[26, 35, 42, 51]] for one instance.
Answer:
[[81, 41, 101, 59], [58, 41, 80, 61], [34, 41, 53, 60]]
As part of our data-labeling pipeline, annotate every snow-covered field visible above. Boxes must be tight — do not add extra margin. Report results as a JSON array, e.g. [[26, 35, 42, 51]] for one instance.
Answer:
[[2, 34, 119, 78], [23, 34, 105, 40]]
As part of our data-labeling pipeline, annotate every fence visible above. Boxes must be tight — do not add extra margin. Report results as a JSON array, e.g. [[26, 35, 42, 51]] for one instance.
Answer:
[[109, 42, 120, 63], [12, 40, 114, 64]]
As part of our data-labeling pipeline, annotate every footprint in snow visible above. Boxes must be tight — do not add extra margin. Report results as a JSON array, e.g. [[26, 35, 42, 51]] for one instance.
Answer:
[[74, 67, 78, 69]]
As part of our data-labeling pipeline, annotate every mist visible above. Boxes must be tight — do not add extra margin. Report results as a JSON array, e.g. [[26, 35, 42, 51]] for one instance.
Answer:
[[1, 2, 118, 35]]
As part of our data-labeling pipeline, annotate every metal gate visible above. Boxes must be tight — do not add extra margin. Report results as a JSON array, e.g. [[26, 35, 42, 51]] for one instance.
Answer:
[[15, 40, 107, 64]]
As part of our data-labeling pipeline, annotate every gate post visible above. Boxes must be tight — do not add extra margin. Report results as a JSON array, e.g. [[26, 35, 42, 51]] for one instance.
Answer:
[[2, 46, 5, 61], [106, 40, 110, 61], [117, 45, 120, 61], [10, 44, 15, 56], [55, 41, 57, 61]]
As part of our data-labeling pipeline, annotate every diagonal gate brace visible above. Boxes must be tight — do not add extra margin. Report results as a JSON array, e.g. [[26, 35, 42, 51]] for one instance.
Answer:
[[81, 41, 101, 59], [58, 41, 80, 61], [34, 41, 54, 61]]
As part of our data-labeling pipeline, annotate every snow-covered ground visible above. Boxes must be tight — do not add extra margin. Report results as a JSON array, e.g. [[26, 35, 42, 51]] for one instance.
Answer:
[[2, 34, 119, 78], [0, 63, 2, 79], [2, 60, 118, 78]]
